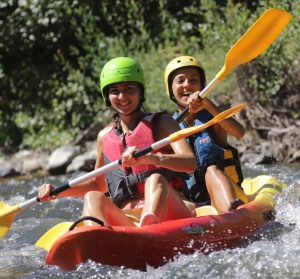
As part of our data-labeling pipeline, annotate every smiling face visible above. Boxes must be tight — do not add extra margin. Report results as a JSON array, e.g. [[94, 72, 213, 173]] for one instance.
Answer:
[[171, 67, 202, 107], [108, 81, 141, 115]]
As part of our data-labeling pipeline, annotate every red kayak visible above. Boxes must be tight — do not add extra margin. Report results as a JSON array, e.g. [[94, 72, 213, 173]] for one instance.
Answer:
[[44, 175, 285, 271]]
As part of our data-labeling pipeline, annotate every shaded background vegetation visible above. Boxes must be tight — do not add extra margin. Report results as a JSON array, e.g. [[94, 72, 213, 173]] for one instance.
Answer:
[[0, 0, 299, 162]]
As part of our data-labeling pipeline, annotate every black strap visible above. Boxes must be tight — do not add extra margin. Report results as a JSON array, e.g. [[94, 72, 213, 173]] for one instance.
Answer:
[[122, 168, 174, 187], [216, 158, 240, 168], [69, 216, 113, 231], [110, 168, 175, 206]]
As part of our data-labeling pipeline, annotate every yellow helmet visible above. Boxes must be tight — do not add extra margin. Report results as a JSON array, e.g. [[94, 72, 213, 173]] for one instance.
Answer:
[[164, 56, 206, 103]]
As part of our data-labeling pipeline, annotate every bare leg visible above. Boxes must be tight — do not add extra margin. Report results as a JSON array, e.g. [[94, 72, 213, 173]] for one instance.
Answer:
[[205, 165, 248, 213], [82, 191, 136, 226], [140, 174, 193, 226]]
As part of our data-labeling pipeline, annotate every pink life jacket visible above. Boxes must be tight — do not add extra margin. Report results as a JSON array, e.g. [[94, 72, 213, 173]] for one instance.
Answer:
[[102, 112, 186, 206]]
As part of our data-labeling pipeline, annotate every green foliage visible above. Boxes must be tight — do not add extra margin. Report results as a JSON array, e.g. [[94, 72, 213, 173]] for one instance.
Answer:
[[0, 0, 298, 152], [250, 1, 300, 107]]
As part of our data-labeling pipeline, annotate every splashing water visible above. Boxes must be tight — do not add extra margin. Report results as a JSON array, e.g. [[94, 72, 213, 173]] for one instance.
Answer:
[[0, 164, 300, 278]]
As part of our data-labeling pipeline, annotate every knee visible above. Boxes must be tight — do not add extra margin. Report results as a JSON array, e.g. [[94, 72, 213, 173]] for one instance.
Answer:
[[84, 191, 105, 203], [205, 165, 225, 189], [205, 165, 220, 178], [145, 173, 168, 190]]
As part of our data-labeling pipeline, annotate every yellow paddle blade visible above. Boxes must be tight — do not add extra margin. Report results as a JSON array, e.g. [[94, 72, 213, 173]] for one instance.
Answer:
[[242, 174, 286, 202], [35, 222, 73, 251], [36, 219, 85, 251], [217, 9, 291, 81], [195, 206, 219, 217], [0, 202, 21, 238], [169, 103, 246, 142]]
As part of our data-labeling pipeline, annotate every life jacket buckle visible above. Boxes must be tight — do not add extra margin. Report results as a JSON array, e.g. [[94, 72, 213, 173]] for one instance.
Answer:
[[124, 174, 140, 187], [123, 172, 151, 187]]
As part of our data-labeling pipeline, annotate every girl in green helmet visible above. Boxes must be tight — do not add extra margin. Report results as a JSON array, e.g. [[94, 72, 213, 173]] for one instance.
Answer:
[[165, 55, 248, 213], [38, 57, 197, 227]]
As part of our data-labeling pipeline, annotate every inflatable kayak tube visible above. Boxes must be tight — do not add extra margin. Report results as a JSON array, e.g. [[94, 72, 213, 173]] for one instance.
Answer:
[[45, 175, 285, 271]]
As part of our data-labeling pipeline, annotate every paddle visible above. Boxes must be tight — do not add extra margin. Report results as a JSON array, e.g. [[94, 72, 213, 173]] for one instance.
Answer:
[[175, 8, 291, 123], [32, 103, 246, 251]]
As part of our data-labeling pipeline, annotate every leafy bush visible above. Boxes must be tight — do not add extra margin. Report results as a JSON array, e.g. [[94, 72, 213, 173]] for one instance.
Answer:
[[0, 0, 298, 153]]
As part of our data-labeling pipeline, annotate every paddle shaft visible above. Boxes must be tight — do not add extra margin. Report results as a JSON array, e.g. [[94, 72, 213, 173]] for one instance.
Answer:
[[48, 138, 168, 196], [19, 138, 170, 211]]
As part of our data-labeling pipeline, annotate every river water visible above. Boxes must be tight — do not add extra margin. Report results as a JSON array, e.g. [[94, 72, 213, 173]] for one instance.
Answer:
[[0, 163, 300, 279]]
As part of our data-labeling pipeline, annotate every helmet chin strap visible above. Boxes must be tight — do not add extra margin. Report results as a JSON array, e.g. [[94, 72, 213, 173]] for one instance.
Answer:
[[171, 96, 186, 109]]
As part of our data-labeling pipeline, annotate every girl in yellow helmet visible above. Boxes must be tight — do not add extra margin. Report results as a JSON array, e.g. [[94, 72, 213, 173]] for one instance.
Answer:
[[165, 56, 248, 212], [38, 57, 197, 227]]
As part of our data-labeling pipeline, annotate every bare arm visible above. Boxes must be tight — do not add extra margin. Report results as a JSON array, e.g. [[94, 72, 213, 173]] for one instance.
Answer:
[[188, 93, 245, 140], [38, 130, 108, 201]]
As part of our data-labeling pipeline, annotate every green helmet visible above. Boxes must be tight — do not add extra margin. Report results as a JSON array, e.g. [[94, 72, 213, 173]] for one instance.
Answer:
[[100, 57, 146, 106], [164, 56, 206, 104]]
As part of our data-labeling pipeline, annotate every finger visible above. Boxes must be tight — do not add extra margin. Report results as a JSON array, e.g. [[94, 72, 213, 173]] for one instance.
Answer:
[[39, 183, 54, 200], [38, 183, 48, 196]]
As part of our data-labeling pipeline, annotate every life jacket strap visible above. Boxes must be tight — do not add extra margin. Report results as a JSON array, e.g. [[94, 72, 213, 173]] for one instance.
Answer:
[[216, 158, 240, 168], [110, 169, 175, 206], [122, 168, 174, 187]]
